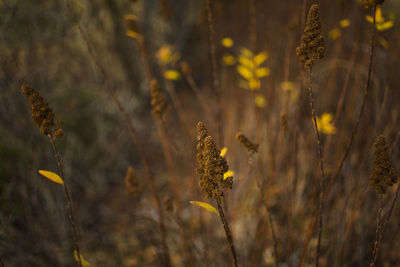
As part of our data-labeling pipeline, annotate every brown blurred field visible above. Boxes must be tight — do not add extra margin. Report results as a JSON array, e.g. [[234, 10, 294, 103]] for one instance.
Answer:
[[1, 0, 400, 266]]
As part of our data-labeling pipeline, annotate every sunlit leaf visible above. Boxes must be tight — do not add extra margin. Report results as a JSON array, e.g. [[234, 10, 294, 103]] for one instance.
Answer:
[[38, 170, 64, 185], [222, 54, 236, 66], [280, 81, 295, 91], [254, 95, 267, 108], [126, 30, 141, 40], [189, 201, 219, 215], [255, 67, 270, 78], [339, 19, 350, 28], [237, 65, 253, 80], [238, 56, 254, 69], [223, 171, 234, 180], [377, 21, 394, 31], [254, 52, 268, 66], [164, 70, 181, 80], [240, 48, 253, 58], [74, 251, 90, 267], [221, 37, 234, 48], [248, 78, 260, 90], [317, 113, 337, 135], [329, 28, 341, 40]]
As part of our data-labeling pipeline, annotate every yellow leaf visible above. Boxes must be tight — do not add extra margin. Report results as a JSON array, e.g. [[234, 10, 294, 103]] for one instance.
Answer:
[[221, 37, 234, 48], [237, 65, 253, 80], [254, 95, 267, 108], [74, 251, 90, 267], [222, 54, 235, 66], [189, 201, 219, 215], [376, 8, 383, 23], [126, 30, 141, 40], [38, 170, 64, 185], [365, 15, 374, 24], [164, 70, 181, 80], [223, 171, 234, 180], [329, 28, 341, 40], [220, 147, 228, 157], [124, 14, 138, 21], [254, 52, 268, 66], [157, 46, 172, 65], [379, 37, 389, 48], [240, 48, 253, 58], [316, 113, 337, 135], [377, 21, 394, 31], [238, 56, 254, 69], [339, 19, 350, 28], [255, 67, 270, 78], [248, 78, 260, 90], [280, 81, 294, 91]]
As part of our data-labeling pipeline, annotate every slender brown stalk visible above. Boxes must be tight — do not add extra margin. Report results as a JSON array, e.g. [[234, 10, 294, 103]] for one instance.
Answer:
[[298, 7, 377, 265], [0, 256, 5, 267], [371, 169, 400, 265], [370, 194, 383, 266], [253, 163, 278, 267], [64, 2, 171, 266], [48, 134, 82, 267], [215, 197, 238, 267], [307, 69, 325, 267], [206, 0, 223, 146]]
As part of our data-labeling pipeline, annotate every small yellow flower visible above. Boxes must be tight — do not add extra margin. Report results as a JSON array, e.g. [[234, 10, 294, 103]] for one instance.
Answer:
[[365, 7, 394, 32], [221, 37, 234, 48], [164, 70, 181, 80], [316, 113, 337, 135], [157, 45, 181, 66]]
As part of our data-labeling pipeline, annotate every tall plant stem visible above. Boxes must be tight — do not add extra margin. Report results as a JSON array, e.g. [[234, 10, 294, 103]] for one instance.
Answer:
[[48, 135, 82, 267], [307, 69, 325, 267], [64, 2, 171, 266], [216, 197, 238, 267], [298, 6, 377, 266], [370, 194, 383, 266], [206, 0, 223, 146]]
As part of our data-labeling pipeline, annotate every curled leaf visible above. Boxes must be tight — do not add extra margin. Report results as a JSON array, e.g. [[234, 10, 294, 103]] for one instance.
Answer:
[[189, 201, 219, 215], [38, 170, 64, 185], [74, 251, 90, 267]]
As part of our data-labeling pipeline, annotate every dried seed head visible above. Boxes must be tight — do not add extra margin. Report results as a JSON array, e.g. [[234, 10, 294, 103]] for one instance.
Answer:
[[363, 0, 384, 8], [150, 79, 170, 121], [296, 4, 325, 69], [196, 122, 233, 199], [21, 85, 63, 138], [370, 135, 397, 194], [280, 113, 289, 133], [125, 166, 139, 196], [163, 196, 173, 212], [236, 132, 259, 155]]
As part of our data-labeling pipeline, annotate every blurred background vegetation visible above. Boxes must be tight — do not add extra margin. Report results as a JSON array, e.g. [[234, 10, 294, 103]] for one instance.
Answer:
[[1, 0, 400, 266]]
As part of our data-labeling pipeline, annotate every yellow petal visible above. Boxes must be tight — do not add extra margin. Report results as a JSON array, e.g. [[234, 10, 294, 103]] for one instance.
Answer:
[[281, 81, 294, 91], [238, 56, 254, 69], [329, 28, 341, 40], [379, 37, 389, 48], [189, 201, 219, 215], [376, 8, 383, 23], [339, 19, 351, 28], [38, 170, 64, 185], [124, 14, 138, 21], [255, 67, 270, 78], [156, 46, 172, 65], [220, 147, 228, 157], [74, 251, 90, 267], [221, 37, 234, 48], [237, 65, 253, 80], [223, 171, 234, 180], [316, 112, 337, 135], [254, 95, 267, 108], [164, 70, 181, 80], [254, 52, 268, 66]]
